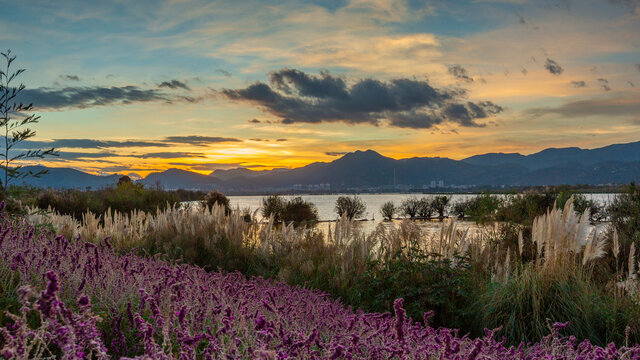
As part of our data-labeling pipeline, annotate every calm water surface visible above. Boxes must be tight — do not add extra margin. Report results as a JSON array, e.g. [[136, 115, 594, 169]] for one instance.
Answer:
[[227, 193, 617, 222]]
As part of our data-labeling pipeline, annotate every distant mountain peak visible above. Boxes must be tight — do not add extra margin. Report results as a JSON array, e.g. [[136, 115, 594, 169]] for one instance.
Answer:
[[340, 149, 386, 160], [162, 168, 192, 174]]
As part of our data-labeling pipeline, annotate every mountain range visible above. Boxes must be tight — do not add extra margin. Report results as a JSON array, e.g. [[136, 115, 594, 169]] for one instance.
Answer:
[[11, 140, 640, 192]]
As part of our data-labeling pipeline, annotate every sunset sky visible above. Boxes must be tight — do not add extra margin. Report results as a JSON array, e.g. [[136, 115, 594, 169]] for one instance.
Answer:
[[1, 0, 639, 177]]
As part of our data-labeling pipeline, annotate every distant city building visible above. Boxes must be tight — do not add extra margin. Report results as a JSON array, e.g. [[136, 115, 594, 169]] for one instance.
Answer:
[[438, 180, 444, 188], [430, 180, 436, 188], [293, 183, 330, 190]]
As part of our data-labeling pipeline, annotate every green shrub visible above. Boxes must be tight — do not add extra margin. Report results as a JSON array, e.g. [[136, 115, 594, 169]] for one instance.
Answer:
[[261, 195, 318, 226], [174, 188, 207, 202], [380, 201, 395, 221], [35, 183, 179, 220], [283, 197, 319, 226], [557, 191, 604, 223], [572, 194, 605, 223], [465, 193, 503, 223], [452, 200, 468, 219], [607, 182, 640, 248], [431, 195, 450, 218], [417, 197, 433, 219], [261, 195, 286, 223], [400, 197, 420, 219], [474, 265, 640, 346], [37, 189, 92, 220], [203, 190, 231, 214], [496, 190, 557, 225], [334, 195, 366, 220], [349, 251, 478, 331]]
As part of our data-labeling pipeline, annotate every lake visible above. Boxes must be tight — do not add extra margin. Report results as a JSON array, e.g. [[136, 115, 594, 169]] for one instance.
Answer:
[[227, 193, 617, 222]]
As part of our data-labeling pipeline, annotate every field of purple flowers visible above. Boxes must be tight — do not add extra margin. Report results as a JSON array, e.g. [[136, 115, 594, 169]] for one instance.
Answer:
[[1, 209, 640, 359]]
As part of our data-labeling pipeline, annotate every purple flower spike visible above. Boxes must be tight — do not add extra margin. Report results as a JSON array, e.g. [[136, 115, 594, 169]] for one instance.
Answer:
[[394, 298, 406, 344], [77, 294, 90, 308]]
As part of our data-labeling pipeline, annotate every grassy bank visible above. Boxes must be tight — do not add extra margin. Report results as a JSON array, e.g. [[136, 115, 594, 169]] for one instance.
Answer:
[[3, 212, 638, 358], [25, 189, 640, 347]]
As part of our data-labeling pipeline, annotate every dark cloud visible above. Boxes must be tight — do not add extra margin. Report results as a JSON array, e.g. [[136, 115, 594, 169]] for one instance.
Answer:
[[221, 69, 503, 129], [60, 74, 80, 81], [162, 135, 241, 145], [325, 152, 347, 156], [20, 86, 169, 109], [269, 69, 348, 98], [169, 162, 244, 171], [215, 69, 232, 77], [448, 65, 474, 83], [158, 79, 190, 91], [570, 80, 587, 88], [248, 118, 261, 123], [57, 151, 124, 160], [629, 81, 635, 87], [174, 95, 204, 103], [514, 12, 540, 30], [440, 101, 503, 127], [140, 152, 207, 159], [544, 58, 564, 75], [598, 78, 611, 91], [16, 139, 170, 150], [526, 96, 640, 118], [636, 63, 640, 72], [521, 68, 528, 75], [15, 136, 241, 151], [100, 165, 158, 173], [244, 137, 286, 142]]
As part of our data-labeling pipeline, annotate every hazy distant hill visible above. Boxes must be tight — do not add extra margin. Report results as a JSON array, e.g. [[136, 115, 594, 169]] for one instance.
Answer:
[[516, 161, 640, 186], [13, 140, 640, 191], [140, 168, 223, 190], [462, 141, 640, 170], [209, 167, 291, 181], [7, 166, 120, 189]]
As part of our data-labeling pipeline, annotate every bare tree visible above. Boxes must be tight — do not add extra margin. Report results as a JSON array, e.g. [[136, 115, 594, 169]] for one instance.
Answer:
[[0, 50, 57, 197], [380, 201, 395, 221], [335, 195, 366, 220], [417, 197, 434, 219], [400, 197, 420, 219], [431, 195, 451, 218]]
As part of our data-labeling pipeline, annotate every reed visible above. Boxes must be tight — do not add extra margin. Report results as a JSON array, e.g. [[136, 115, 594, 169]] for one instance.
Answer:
[[24, 196, 640, 346]]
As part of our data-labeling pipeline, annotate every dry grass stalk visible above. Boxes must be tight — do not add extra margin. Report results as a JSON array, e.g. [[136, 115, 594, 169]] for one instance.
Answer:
[[531, 197, 606, 274]]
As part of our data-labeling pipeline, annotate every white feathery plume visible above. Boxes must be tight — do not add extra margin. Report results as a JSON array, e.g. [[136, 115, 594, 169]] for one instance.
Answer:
[[518, 230, 524, 256], [629, 243, 637, 280]]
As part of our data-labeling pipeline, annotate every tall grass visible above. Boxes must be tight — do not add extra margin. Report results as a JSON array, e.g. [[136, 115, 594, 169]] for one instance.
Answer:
[[26, 196, 640, 346], [28, 204, 483, 322], [477, 198, 640, 345]]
